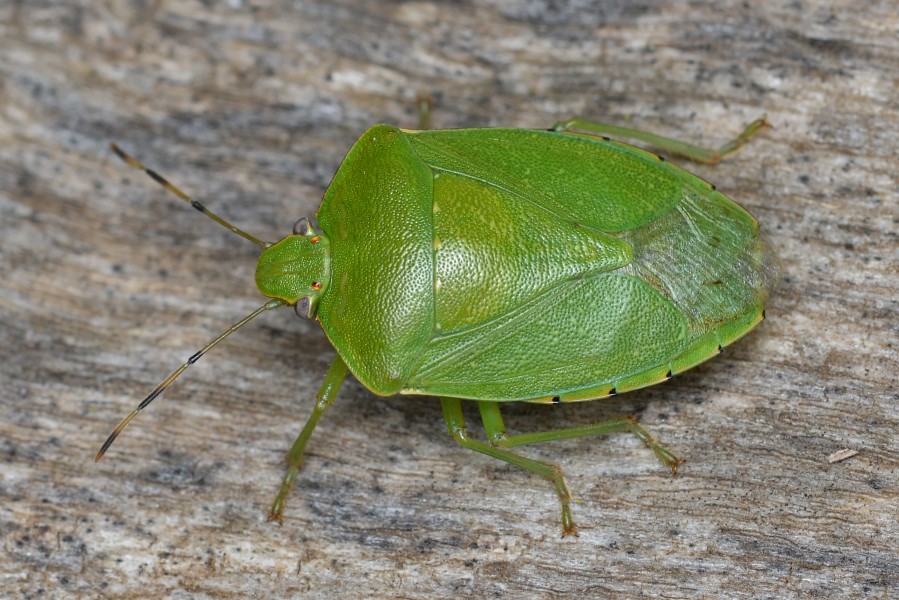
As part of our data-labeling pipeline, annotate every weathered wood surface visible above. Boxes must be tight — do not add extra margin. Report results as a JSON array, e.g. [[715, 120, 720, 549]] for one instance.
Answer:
[[1, 1, 896, 598]]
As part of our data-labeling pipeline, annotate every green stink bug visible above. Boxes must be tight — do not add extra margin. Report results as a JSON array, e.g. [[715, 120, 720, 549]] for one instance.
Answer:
[[98, 112, 777, 536]]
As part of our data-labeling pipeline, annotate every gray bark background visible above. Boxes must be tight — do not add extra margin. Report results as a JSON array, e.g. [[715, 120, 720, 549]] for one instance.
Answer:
[[1, 1, 896, 598]]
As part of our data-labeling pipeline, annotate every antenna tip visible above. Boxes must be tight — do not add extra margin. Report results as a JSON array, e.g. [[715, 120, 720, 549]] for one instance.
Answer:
[[109, 142, 127, 160], [95, 432, 118, 462]]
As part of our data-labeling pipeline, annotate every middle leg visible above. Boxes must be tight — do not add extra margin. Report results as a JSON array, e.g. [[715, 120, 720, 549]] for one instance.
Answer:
[[441, 397, 579, 536]]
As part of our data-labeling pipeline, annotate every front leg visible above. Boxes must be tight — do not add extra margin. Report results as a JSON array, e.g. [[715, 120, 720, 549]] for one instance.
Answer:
[[267, 356, 349, 522]]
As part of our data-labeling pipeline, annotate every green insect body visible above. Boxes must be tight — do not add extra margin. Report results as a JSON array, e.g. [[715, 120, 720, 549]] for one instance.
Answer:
[[102, 116, 777, 537]]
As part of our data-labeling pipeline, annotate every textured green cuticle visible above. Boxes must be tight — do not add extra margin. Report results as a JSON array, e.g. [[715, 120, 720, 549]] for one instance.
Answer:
[[255, 233, 331, 305]]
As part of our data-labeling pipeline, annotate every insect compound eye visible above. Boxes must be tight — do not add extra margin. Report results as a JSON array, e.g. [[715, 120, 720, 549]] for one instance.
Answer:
[[293, 217, 311, 235], [294, 296, 315, 320]]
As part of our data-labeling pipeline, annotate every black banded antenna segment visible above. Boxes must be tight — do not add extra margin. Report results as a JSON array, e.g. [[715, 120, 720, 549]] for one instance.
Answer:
[[95, 298, 286, 462], [110, 143, 269, 248]]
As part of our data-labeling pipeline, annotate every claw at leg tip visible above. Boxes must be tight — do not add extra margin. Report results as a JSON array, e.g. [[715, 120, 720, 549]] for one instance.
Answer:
[[562, 525, 579, 538]]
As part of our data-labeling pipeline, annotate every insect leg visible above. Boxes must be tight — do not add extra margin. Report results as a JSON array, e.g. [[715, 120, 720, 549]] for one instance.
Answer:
[[441, 398, 578, 537], [267, 356, 349, 522], [416, 93, 434, 130], [551, 117, 769, 164], [478, 402, 682, 475]]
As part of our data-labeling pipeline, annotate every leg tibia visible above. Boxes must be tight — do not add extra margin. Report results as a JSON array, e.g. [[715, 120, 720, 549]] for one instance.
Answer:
[[478, 402, 682, 474], [267, 356, 349, 522], [442, 398, 578, 536]]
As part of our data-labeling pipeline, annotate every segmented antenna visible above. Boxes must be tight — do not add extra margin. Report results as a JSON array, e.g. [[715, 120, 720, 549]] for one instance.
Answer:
[[96, 298, 286, 461], [109, 142, 269, 248]]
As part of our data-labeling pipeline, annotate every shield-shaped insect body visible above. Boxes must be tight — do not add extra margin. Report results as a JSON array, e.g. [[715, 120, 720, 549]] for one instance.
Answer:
[[102, 115, 777, 536]]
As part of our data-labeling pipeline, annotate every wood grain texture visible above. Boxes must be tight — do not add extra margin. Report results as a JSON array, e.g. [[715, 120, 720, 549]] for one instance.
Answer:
[[1, 1, 896, 598]]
